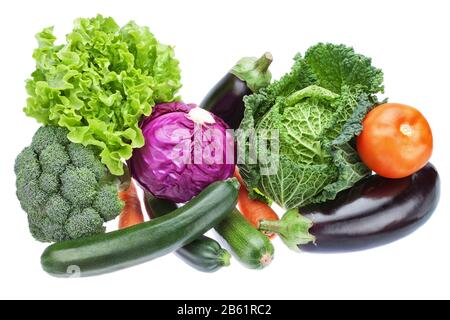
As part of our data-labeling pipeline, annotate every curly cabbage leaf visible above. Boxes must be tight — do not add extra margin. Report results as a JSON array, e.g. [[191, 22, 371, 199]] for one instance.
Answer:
[[24, 15, 182, 175], [303, 43, 384, 95], [239, 43, 383, 209]]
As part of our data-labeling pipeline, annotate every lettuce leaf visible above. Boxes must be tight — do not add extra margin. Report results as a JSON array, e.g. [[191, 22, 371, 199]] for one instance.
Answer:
[[239, 43, 383, 209], [24, 15, 181, 175]]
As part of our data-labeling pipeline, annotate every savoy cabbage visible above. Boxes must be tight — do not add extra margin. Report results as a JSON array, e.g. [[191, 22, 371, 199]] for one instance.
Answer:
[[239, 43, 384, 209]]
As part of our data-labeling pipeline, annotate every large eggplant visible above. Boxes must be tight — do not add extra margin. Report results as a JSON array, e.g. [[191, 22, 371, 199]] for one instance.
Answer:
[[200, 53, 272, 129], [300, 163, 440, 253]]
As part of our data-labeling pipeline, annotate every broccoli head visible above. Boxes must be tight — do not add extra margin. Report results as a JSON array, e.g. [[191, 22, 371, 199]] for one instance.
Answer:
[[15, 126, 125, 243]]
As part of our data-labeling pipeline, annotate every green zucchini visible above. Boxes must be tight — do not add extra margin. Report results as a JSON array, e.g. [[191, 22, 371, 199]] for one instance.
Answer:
[[144, 195, 178, 219], [176, 236, 231, 272], [145, 193, 231, 273], [215, 209, 274, 269], [41, 179, 239, 277]]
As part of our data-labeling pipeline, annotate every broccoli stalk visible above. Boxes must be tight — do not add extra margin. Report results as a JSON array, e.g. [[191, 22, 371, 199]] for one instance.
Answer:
[[15, 126, 125, 243]]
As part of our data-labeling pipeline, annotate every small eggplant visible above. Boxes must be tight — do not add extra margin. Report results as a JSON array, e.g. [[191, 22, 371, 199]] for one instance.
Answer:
[[200, 53, 272, 129], [301, 163, 440, 253]]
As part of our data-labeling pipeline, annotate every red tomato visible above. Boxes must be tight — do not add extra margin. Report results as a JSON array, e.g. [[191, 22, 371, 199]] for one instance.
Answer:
[[357, 103, 433, 179]]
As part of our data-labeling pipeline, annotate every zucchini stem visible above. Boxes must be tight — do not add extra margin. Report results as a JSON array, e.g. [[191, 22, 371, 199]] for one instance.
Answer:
[[218, 249, 232, 267], [259, 209, 315, 252]]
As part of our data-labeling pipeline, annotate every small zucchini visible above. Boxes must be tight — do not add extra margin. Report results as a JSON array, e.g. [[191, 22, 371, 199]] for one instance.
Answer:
[[41, 179, 239, 277], [145, 193, 231, 273], [176, 235, 231, 273], [215, 209, 274, 269], [144, 194, 178, 219]]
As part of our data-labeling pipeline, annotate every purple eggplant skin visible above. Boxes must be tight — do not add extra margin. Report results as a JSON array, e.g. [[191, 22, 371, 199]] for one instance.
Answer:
[[200, 73, 251, 130], [301, 163, 440, 253], [201, 53, 272, 130]]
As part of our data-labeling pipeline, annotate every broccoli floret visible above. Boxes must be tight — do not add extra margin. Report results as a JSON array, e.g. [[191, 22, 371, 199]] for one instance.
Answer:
[[67, 143, 106, 180], [65, 208, 105, 239], [15, 125, 125, 243], [16, 179, 47, 211], [53, 126, 70, 146], [61, 166, 97, 207], [93, 184, 125, 221], [14, 147, 40, 181], [67, 143, 96, 166], [39, 173, 60, 194], [27, 208, 46, 227], [29, 222, 47, 242], [39, 218, 69, 242], [28, 212, 69, 243], [31, 126, 60, 154], [28, 211, 67, 242], [68, 208, 82, 218], [40, 143, 70, 175], [44, 194, 71, 224]]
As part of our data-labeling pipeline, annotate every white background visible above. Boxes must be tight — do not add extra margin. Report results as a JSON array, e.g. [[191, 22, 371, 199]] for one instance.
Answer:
[[0, 0, 449, 300]]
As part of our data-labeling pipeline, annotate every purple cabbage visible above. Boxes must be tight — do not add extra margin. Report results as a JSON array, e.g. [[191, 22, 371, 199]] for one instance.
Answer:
[[128, 102, 235, 203]]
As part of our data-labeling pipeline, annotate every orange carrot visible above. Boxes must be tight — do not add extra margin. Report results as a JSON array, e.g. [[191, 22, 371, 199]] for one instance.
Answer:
[[118, 180, 145, 229], [234, 168, 279, 239]]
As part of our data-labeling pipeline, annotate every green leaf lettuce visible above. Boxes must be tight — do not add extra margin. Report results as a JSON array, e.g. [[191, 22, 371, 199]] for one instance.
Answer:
[[24, 15, 182, 175]]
